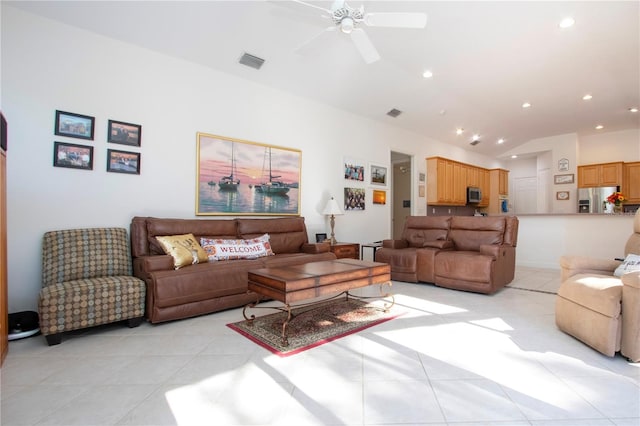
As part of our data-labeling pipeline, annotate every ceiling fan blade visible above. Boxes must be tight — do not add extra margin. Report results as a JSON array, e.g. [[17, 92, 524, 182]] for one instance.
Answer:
[[364, 12, 428, 28], [289, 0, 333, 15], [350, 28, 380, 64], [294, 26, 336, 56]]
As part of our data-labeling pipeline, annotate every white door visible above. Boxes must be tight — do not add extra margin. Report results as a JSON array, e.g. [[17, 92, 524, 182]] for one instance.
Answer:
[[513, 177, 538, 214]]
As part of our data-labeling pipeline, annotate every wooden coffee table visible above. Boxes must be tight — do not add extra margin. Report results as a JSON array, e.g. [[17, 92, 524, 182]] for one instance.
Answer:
[[244, 258, 393, 345]]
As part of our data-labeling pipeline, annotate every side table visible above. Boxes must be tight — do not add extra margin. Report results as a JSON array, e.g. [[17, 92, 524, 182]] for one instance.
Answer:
[[329, 242, 360, 259], [361, 241, 383, 260]]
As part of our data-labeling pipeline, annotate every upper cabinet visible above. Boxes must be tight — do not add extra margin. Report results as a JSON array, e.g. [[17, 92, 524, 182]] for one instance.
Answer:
[[623, 162, 640, 203], [426, 157, 497, 207], [578, 162, 623, 188]]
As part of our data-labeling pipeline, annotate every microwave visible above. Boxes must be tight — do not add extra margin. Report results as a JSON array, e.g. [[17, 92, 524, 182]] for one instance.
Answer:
[[467, 186, 482, 204]]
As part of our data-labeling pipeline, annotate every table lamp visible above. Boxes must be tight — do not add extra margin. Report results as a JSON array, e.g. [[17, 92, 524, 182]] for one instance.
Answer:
[[322, 196, 343, 245]]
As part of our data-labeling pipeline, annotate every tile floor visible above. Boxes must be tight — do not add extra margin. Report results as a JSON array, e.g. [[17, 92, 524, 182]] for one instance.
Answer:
[[1, 267, 638, 426]]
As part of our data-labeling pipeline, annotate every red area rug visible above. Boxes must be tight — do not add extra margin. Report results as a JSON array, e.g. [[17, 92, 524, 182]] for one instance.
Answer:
[[227, 298, 401, 357]]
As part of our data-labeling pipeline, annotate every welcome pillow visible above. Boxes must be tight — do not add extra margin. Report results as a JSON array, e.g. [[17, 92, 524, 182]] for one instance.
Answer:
[[201, 234, 275, 261], [614, 253, 640, 277]]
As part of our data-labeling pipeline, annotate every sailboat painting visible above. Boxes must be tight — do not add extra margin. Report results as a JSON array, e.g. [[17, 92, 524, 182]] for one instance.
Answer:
[[196, 132, 301, 216]]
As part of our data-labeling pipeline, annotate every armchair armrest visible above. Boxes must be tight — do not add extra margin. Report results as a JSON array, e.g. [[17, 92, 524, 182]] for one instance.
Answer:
[[621, 270, 640, 289], [479, 244, 502, 259], [301, 242, 330, 254], [559, 255, 621, 282], [382, 239, 408, 249]]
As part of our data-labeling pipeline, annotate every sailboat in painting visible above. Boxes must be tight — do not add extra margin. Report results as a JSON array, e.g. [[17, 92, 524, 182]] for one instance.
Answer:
[[218, 142, 240, 191], [258, 147, 290, 196]]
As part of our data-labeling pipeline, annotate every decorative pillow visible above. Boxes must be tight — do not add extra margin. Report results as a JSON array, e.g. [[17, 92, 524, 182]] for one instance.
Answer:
[[201, 234, 274, 261], [614, 253, 640, 277], [156, 234, 209, 269]]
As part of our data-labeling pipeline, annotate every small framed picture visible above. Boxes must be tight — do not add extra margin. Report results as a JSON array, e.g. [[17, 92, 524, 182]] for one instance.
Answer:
[[556, 191, 570, 200], [369, 162, 388, 187], [54, 110, 94, 140], [53, 141, 93, 170], [108, 119, 141, 147], [554, 174, 574, 184], [315, 233, 327, 243], [373, 189, 386, 205], [107, 149, 140, 174]]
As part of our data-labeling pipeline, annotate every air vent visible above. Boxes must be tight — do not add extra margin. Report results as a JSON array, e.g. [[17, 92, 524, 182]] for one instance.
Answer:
[[469, 140, 481, 146], [239, 52, 265, 70], [387, 108, 402, 118]]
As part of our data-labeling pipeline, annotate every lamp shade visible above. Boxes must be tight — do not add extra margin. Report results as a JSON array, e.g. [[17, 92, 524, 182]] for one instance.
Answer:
[[322, 197, 343, 216]]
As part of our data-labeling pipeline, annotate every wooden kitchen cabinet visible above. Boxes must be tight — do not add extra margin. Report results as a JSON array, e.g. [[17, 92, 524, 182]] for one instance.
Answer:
[[578, 162, 623, 188], [623, 162, 640, 203], [427, 157, 498, 207]]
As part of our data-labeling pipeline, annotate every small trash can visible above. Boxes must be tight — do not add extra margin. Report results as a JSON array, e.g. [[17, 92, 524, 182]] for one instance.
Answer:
[[8, 311, 40, 340]]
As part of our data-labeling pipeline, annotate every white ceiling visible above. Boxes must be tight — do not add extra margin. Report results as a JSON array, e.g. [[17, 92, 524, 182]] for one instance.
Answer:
[[8, 0, 640, 158]]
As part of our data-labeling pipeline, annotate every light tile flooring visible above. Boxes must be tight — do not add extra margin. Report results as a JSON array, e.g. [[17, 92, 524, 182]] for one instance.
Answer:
[[1, 267, 639, 426]]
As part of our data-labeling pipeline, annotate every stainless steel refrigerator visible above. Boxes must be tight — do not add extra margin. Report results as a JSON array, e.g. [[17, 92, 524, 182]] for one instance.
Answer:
[[578, 186, 618, 213]]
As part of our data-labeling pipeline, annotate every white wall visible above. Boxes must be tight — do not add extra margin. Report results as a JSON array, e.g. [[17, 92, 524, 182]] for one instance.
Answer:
[[2, 6, 505, 312], [578, 129, 640, 165]]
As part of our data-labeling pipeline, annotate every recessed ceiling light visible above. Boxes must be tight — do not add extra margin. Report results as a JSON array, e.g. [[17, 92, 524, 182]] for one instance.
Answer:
[[595, 125, 604, 130], [583, 94, 593, 100], [422, 70, 433, 78], [522, 102, 531, 108], [497, 138, 505, 144], [630, 107, 639, 113], [472, 134, 480, 141], [511, 155, 518, 159], [456, 128, 464, 135], [559, 17, 575, 29]]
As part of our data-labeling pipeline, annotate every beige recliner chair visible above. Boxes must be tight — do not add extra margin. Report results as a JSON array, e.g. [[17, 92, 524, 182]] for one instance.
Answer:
[[556, 209, 640, 361]]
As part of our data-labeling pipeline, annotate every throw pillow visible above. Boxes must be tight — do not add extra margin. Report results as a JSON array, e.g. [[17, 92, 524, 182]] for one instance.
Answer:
[[201, 234, 274, 261], [156, 234, 209, 269], [614, 253, 640, 277]]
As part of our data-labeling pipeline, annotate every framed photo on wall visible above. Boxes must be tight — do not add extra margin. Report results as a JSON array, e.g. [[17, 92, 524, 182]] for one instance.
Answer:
[[368, 162, 388, 187], [344, 187, 365, 211], [108, 120, 141, 147], [556, 191, 570, 200], [107, 149, 140, 174], [344, 157, 365, 182], [554, 174, 574, 184], [196, 132, 301, 216], [53, 141, 93, 170], [54, 110, 94, 140]]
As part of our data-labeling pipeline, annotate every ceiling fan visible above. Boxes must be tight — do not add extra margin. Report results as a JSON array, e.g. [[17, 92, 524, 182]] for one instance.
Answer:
[[286, 0, 428, 64]]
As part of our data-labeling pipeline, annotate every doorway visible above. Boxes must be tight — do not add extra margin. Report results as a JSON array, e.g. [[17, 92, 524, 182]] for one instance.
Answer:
[[390, 151, 412, 239]]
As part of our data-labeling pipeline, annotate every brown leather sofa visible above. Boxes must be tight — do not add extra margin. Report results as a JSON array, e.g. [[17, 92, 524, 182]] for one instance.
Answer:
[[130, 216, 336, 323], [375, 215, 519, 294]]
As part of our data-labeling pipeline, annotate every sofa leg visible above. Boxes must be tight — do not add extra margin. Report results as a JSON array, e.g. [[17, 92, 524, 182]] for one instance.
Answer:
[[127, 317, 143, 328], [45, 333, 62, 346]]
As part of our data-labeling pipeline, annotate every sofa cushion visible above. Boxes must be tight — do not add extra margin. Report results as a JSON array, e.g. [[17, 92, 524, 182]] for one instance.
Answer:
[[449, 216, 505, 251], [146, 218, 238, 255], [557, 273, 622, 317], [155, 234, 209, 269], [403, 216, 450, 247], [237, 217, 307, 254], [200, 234, 274, 261]]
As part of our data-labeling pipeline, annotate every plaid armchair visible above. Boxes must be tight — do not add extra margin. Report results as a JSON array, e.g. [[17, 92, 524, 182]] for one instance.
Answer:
[[38, 228, 146, 345]]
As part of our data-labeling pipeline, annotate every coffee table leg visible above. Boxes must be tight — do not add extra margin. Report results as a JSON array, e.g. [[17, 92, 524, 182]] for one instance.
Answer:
[[281, 304, 292, 346], [380, 281, 395, 312], [242, 294, 261, 324]]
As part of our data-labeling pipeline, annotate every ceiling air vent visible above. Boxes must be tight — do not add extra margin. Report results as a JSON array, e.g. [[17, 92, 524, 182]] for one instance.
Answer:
[[469, 140, 481, 146], [239, 52, 265, 70], [387, 108, 402, 118]]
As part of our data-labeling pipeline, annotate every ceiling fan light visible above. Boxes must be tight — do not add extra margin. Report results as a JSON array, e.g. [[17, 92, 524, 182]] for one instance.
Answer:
[[340, 17, 355, 34]]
